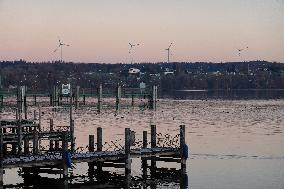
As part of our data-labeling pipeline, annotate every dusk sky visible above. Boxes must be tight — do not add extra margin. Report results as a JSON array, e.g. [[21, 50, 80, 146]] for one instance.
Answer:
[[0, 0, 283, 63]]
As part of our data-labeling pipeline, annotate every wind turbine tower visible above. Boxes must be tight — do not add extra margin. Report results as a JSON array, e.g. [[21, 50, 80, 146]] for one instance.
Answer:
[[165, 43, 173, 63], [128, 42, 140, 64], [54, 37, 70, 62]]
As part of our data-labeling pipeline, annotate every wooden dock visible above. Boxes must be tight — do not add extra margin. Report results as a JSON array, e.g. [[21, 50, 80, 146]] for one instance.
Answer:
[[0, 123, 187, 188], [0, 84, 158, 113]]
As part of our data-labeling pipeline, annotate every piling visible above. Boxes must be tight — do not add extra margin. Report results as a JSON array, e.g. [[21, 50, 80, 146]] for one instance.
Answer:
[[62, 132, 68, 179], [33, 95, 37, 106], [97, 127, 102, 152], [150, 125, 156, 174], [70, 119, 75, 153], [143, 131, 147, 148], [24, 137, 29, 154], [0, 95, 3, 112], [96, 127, 103, 172], [75, 86, 80, 109], [33, 130, 39, 155], [82, 89, 86, 105], [0, 125, 3, 187], [125, 128, 131, 186], [142, 131, 148, 180], [49, 119, 54, 151], [88, 135, 95, 177], [116, 85, 121, 112], [17, 118, 22, 155], [131, 91, 134, 107], [24, 95, 27, 119], [33, 110, 36, 120], [97, 84, 102, 113], [180, 125, 186, 173]]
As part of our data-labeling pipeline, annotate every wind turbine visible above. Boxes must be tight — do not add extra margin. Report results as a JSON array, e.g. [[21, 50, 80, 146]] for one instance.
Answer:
[[237, 46, 250, 74], [165, 43, 173, 63], [54, 37, 70, 62], [237, 46, 248, 56], [128, 42, 140, 63]]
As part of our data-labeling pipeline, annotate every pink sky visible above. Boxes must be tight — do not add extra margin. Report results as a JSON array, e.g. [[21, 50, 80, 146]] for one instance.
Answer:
[[0, 0, 283, 63]]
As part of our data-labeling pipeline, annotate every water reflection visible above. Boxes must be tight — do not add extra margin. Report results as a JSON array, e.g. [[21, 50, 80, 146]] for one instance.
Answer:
[[5, 163, 188, 189]]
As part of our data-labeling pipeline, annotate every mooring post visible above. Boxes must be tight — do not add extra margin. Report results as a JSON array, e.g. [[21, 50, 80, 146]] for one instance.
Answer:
[[131, 90, 134, 107], [33, 110, 36, 120], [180, 125, 186, 173], [49, 119, 54, 151], [89, 135, 95, 152], [152, 85, 157, 111], [70, 119, 75, 153], [116, 85, 121, 112], [33, 130, 39, 155], [24, 137, 29, 154], [97, 127, 102, 152], [34, 95, 37, 106], [69, 85, 73, 107], [24, 94, 27, 119], [96, 127, 103, 171], [88, 135, 95, 177], [150, 124, 156, 174], [125, 128, 131, 186], [62, 132, 68, 180], [17, 117, 22, 155], [142, 131, 148, 180], [83, 89, 86, 105], [0, 95, 3, 112], [97, 84, 102, 113], [0, 125, 3, 187], [143, 131, 147, 148], [75, 86, 79, 109], [38, 106, 41, 132]]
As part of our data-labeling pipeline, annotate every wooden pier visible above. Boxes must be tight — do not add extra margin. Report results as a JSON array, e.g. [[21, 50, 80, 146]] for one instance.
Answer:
[[0, 84, 158, 113], [0, 123, 187, 188]]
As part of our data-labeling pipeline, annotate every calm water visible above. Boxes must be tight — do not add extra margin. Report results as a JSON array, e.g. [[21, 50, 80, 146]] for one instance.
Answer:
[[1, 98, 284, 188]]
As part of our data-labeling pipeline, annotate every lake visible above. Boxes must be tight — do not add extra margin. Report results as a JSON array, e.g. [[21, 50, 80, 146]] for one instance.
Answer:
[[1, 98, 284, 188]]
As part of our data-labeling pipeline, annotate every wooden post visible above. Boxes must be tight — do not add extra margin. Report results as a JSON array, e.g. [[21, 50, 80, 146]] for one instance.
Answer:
[[17, 118, 22, 155], [34, 95, 37, 106], [38, 106, 41, 132], [0, 95, 3, 112], [33, 130, 39, 155], [131, 91, 134, 107], [116, 85, 121, 112], [150, 125, 156, 175], [97, 127, 102, 152], [125, 128, 131, 181], [88, 135, 95, 177], [2, 128, 7, 155], [24, 95, 27, 119], [143, 131, 147, 148], [69, 86, 73, 107], [0, 125, 3, 187], [24, 137, 29, 154], [83, 89, 86, 105], [151, 125, 156, 148], [96, 127, 102, 172], [33, 110, 36, 120], [152, 85, 157, 111], [49, 119, 54, 151], [180, 125, 186, 173], [142, 131, 148, 180], [62, 132, 68, 179], [97, 84, 102, 113], [75, 86, 79, 109], [70, 119, 75, 153]]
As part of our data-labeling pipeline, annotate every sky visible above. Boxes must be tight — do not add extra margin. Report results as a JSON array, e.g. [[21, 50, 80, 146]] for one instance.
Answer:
[[0, 0, 283, 63]]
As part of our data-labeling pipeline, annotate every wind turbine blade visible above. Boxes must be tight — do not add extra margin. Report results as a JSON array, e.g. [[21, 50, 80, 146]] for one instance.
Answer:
[[54, 48, 58, 52]]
